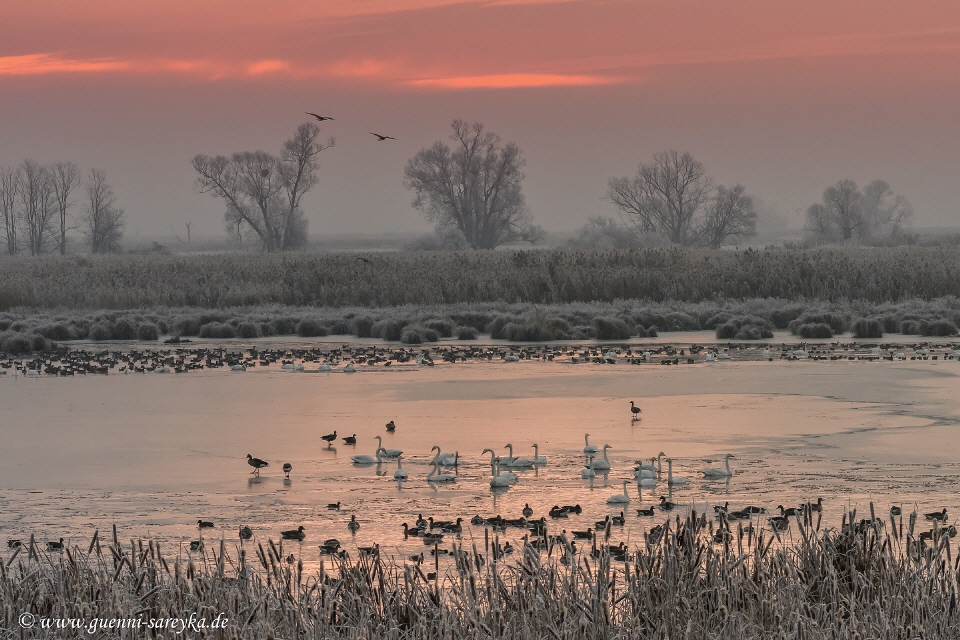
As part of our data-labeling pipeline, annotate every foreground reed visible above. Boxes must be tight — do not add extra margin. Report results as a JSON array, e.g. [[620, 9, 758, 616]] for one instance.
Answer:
[[3, 509, 959, 638]]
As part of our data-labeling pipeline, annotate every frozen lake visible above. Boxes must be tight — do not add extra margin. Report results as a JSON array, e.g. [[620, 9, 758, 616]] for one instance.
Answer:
[[3, 342, 960, 567]]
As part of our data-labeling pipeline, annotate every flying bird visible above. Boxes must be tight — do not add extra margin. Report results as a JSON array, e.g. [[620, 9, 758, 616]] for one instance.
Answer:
[[370, 132, 395, 141], [306, 112, 334, 121]]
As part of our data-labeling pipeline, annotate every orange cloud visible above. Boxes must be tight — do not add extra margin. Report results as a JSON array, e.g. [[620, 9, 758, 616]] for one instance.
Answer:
[[407, 73, 625, 89], [246, 59, 291, 75], [0, 53, 129, 75]]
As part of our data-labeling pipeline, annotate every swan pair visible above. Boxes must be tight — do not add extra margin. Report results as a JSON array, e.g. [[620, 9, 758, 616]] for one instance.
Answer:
[[483, 449, 518, 484], [502, 444, 534, 468], [427, 460, 456, 483], [351, 436, 403, 464], [431, 446, 458, 467], [490, 457, 512, 488]]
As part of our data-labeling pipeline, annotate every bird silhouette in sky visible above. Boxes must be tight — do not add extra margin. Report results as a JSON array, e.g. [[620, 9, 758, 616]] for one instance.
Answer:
[[370, 132, 395, 141], [306, 112, 334, 121]]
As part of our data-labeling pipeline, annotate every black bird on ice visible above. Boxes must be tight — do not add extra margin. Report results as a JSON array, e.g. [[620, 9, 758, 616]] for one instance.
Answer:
[[247, 454, 268, 476]]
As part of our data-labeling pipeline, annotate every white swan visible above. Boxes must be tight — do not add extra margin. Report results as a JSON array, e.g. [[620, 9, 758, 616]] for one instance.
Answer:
[[482, 449, 517, 483], [351, 446, 383, 464], [701, 454, 734, 478], [393, 455, 408, 480], [532, 444, 547, 465], [427, 460, 456, 483], [319, 362, 331, 372], [633, 466, 655, 479], [589, 444, 613, 471], [638, 475, 657, 488], [503, 444, 533, 468], [581, 455, 596, 478], [666, 458, 687, 485], [606, 480, 631, 504], [638, 452, 664, 472], [431, 446, 458, 466], [490, 457, 512, 488], [583, 433, 599, 455], [374, 436, 402, 458], [343, 363, 357, 373]]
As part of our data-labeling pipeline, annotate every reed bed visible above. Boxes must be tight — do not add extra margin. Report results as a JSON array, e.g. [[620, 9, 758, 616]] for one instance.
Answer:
[[3, 247, 960, 311], [3, 510, 959, 638]]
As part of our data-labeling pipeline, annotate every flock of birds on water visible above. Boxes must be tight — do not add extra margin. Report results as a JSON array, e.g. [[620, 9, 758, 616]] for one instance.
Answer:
[[2, 340, 960, 378]]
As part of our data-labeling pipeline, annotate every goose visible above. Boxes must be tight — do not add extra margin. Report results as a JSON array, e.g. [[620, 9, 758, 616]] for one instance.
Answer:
[[189, 540, 203, 551], [7, 539, 21, 548], [611, 511, 626, 526], [503, 444, 533, 468], [321, 431, 337, 445], [348, 515, 360, 532], [471, 515, 484, 525], [369, 132, 395, 141], [890, 505, 902, 516], [581, 456, 597, 478], [925, 508, 948, 522], [701, 454, 734, 478], [531, 444, 547, 465], [778, 505, 802, 518], [416, 514, 428, 528], [658, 496, 676, 511], [197, 520, 214, 529], [430, 445, 457, 466], [490, 457, 512, 488], [239, 526, 253, 540], [393, 455, 408, 480], [806, 497, 823, 513], [47, 538, 64, 551], [606, 480, 631, 504], [342, 434, 357, 445], [629, 401, 642, 418], [768, 516, 789, 531], [306, 112, 334, 121], [351, 446, 383, 464], [280, 526, 306, 540], [636, 506, 655, 516], [385, 420, 396, 432], [327, 502, 341, 510], [571, 528, 593, 539], [482, 449, 518, 483], [427, 460, 456, 483], [282, 463, 292, 478], [666, 458, 687, 485], [523, 504, 533, 518], [590, 444, 613, 471], [374, 436, 402, 458], [246, 454, 268, 476], [403, 523, 422, 537], [583, 433, 599, 455]]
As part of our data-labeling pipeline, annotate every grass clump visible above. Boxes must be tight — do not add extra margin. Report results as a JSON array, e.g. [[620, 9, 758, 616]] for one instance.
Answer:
[[198, 322, 236, 339], [136, 322, 160, 341], [796, 322, 834, 338], [236, 322, 261, 339], [851, 317, 883, 339], [592, 316, 632, 340], [455, 325, 478, 340], [88, 322, 113, 341], [372, 319, 404, 341], [111, 318, 137, 340], [921, 318, 958, 336], [295, 318, 328, 337], [351, 316, 375, 338], [715, 316, 774, 340]]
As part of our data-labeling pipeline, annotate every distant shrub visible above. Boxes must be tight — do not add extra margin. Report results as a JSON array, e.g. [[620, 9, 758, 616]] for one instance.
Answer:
[[921, 319, 957, 337], [455, 325, 478, 340], [156, 319, 169, 334], [645, 326, 658, 338], [704, 313, 734, 330], [30, 334, 52, 351], [851, 318, 883, 339], [373, 319, 404, 342], [37, 322, 75, 341], [424, 318, 455, 338], [258, 322, 277, 337], [664, 312, 700, 331], [769, 305, 805, 329], [0, 319, 10, 331], [715, 316, 773, 340], [271, 317, 298, 335], [636, 312, 668, 332], [900, 320, 921, 335], [112, 318, 137, 340], [789, 312, 847, 335], [797, 323, 833, 339], [136, 322, 160, 341], [328, 320, 350, 335], [351, 316, 375, 338], [0, 332, 33, 354], [715, 322, 738, 339], [236, 322, 261, 339], [881, 315, 899, 334], [634, 325, 648, 338], [487, 315, 514, 339], [592, 316, 632, 340], [296, 318, 328, 337], [89, 322, 113, 341], [198, 322, 236, 339], [400, 326, 438, 344], [173, 316, 202, 336]]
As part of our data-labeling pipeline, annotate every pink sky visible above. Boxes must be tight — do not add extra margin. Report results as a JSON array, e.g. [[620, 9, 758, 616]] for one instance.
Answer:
[[2, 0, 959, 240]]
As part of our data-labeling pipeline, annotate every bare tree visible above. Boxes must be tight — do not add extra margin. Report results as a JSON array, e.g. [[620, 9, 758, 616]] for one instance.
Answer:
[[51, 161, 81, 255], [805, 179, 911, 244], [192, 123, 333, 252], [82, 168, 125, 253], [608, 151, 713, 246], [0, 165, 20, 255], [404, 120, 541, 250], [17, 159, 56, 255], [700, 184, 757, 249]]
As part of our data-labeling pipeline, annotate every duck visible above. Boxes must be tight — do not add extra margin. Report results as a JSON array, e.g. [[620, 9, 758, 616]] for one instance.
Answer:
[[925, 508, 948, 522], [246, 454, 269, 476], [606, 480, 631, 504], [611, 511, 626, 526], [416, 514, 428, 528], [282, 463, 292, 478], [805, 497, 823, 513], [636, 506, 655, 516], [342, 434, 357, 445], [629, 400, 642, 418], [385, 420, 396, 432], [701, 454, 734, 478], [890, 505, 902, 516], [778, 505, 802, 518], [189, 540, 203, 552], [589, 444, 613, 471], [327, 501, 341, 510], [47, 538, 64, 551], [571, 528, 593, 539], [281, 526, 306, 541], [402, 523, 423, 537], [666, 458, 687, 485], [471, 515, 485, 526], [374, 436, 402, 458], [583, 433, 599, 455], [348, 516, 360, 533], [427, 460, 456, 483], [239, 526, 253, 540], [321, 431, 337, 445], [197, 520, 214, 529], [522, 504, 533, 518], [7, 539, 21, 548], [393, 455, 408, 480], [658, 496, 676, 511]]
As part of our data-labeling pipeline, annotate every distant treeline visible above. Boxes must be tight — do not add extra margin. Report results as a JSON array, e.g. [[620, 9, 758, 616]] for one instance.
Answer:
[[2, 247, 960, 311]]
